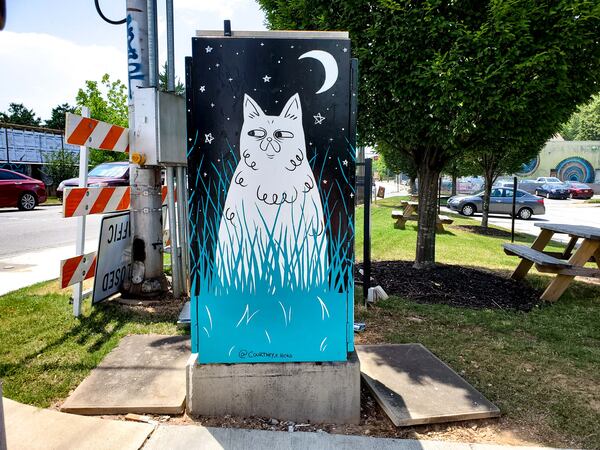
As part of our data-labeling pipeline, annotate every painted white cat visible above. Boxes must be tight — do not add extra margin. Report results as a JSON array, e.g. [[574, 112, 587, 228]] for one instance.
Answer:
[[215, 93, 327, 290]]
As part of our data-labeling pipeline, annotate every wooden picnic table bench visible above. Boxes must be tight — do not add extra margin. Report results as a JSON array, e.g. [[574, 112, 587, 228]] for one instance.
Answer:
[[392, 200, 454, 233], [503, 223, 600, 302]]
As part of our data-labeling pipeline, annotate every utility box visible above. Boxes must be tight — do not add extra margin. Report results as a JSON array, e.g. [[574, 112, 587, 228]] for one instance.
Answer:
[[185, 31, 357, 364], [132, 88, 186, 166]]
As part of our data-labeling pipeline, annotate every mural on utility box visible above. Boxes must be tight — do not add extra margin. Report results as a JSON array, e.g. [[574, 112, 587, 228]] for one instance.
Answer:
[[186, 35, 356, 364]]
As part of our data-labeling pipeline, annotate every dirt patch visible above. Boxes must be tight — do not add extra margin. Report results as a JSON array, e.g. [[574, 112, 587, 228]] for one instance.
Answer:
[[357, 261, 541, 311], [98, 384, 540, 447], [452, 224, 517, 238]]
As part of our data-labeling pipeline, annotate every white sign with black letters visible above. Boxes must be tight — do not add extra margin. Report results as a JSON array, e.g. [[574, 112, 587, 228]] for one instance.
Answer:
[[93, 211, 132, 304]]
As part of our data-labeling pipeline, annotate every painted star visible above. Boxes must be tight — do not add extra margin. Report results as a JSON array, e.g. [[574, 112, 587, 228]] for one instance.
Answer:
[[205, 46, 213, 53], [343, 159, 349, 166], [199, 86, 206, 92], [215, 63, 220, 68], [210, 103, 215, 108], [260, 42, 265, 46], [205, 133, 214, 144], [313, 113, 325, 125], [262, 75, 271, 82], [350, 193, 354, 198], [228, 77, 233, 82], [343, 47, 348, 53], [323, 180, 328, 184]]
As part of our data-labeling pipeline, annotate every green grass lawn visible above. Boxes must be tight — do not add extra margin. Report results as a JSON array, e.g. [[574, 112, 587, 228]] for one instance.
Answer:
[[43, 196, 61, 206], [0, 195, 597, 447], [0, 282, 183, 408], [355, 197, 600, 448]]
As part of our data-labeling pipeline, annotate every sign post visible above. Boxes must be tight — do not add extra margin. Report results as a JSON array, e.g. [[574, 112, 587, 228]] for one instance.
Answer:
[[72, 106, 90, 317]]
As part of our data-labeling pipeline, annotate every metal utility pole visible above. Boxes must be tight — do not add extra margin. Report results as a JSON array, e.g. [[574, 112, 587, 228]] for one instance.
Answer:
[[125, 0, 166, 296]]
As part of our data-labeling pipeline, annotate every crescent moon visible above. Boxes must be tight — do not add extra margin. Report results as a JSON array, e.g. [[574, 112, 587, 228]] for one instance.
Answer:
[[298, 50, 338, 94]]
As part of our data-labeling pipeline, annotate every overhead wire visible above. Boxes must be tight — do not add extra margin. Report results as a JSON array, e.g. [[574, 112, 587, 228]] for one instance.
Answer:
[[94, 0, 126, 25]]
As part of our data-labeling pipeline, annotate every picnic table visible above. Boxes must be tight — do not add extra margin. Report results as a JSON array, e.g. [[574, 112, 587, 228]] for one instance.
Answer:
[[391, 200, 454, 233], [503, 223, 600, 302]]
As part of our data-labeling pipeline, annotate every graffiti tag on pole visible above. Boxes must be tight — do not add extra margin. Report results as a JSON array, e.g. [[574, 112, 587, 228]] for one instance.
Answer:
[[127, 14, 145, 98]]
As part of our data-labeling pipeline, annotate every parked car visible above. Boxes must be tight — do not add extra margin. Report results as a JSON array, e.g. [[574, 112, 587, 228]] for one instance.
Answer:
[[57, 161, 130, 200], [536, 176, 562, 183], [534, 183, 570, 199], [447, 187, 545, 220], [562, 181, 594, 199], [0, 168, 47, 210], [516, 179, 541, 194]]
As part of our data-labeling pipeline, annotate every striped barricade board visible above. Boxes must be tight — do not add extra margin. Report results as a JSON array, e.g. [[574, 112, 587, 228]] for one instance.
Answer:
[[60, 252, 97, 289], [65, 113, 129, 153], [63, 186, 172, 218]]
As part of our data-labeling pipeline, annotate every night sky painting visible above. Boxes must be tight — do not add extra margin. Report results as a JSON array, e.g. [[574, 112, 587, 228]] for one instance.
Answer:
[[186, 33, 356, 364]]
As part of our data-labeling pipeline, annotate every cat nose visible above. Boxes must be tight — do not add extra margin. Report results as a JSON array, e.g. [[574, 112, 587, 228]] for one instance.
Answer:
[[266, 137, 272, 142]]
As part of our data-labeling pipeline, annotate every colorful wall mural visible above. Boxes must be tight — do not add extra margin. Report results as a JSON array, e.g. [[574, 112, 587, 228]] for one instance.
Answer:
[[517, 139, 600, 183]]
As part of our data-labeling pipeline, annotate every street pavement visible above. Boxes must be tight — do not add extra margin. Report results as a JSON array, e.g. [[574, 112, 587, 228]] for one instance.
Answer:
[[374, 180, 599, 243], [0, 205, 100, 295], [442, 198, 600, 243]]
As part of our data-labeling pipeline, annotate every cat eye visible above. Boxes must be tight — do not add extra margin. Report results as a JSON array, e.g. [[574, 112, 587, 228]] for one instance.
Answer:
[[248, 129, 266, 138], [274, 130, 294, 139]]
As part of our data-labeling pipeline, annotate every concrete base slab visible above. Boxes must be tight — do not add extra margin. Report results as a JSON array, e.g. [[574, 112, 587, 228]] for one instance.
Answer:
[[61, 334, 190, 415], [356, 344, 500, 426], [4, 398, 153, 450], [187, 352, 360, 424], [144, 424, 560, 450]]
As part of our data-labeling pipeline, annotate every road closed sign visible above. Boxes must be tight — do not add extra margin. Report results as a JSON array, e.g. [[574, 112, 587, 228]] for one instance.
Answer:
[[93, 211, 132, 304]]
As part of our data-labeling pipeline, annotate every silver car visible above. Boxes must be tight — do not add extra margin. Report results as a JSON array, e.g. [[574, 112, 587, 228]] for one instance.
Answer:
[[447, 187, 546, 220]]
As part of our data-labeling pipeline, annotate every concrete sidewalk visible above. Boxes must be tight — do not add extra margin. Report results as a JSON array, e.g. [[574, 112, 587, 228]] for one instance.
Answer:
[[1, 396, 569, 450], [0, 241, 96, 296], [144, 425, 564, 450], [3, 398, 153, 450]]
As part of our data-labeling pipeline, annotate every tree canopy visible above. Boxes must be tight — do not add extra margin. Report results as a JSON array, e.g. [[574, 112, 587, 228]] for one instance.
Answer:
[[258, 0, 600, 266], [44, 103, 77, 131], [76, 74, 128, 167], [561, 93, 600, 141], [0, 103, 41, 127]]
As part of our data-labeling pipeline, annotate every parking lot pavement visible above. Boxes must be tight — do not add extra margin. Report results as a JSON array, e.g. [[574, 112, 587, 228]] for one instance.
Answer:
[[444, 197, 600, 243]]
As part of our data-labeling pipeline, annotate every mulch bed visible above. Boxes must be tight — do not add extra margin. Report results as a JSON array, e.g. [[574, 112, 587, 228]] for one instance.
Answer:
[[452, 225, 517, 238], [357, 261, 541, 311]]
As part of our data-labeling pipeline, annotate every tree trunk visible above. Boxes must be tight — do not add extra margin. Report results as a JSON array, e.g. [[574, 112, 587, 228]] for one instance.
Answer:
[[451, 173, 457, 196], [481, 169, 494, 229], [414, 165, 441, 268]]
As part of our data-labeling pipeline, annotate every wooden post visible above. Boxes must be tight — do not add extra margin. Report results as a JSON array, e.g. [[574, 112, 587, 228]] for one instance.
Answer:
[[561, 236, 578, 259], [541, 239, 600, 302], [511, 229, 553, 280]]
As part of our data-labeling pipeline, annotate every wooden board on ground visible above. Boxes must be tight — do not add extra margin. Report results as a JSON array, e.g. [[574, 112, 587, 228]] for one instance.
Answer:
[[60, 334, 190, 415], [356, 344, 500, 427]]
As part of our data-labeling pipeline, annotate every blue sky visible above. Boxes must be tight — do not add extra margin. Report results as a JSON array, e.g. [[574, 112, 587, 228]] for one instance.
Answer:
[[0, 0, 266, 120]]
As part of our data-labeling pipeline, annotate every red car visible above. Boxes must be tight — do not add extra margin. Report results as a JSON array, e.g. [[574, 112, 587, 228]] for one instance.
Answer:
[[564, 181, 595, 199], [0, 168, 47, 210]]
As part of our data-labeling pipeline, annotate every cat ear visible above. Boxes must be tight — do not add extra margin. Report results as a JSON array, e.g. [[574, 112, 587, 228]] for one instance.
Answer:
[[243, 94, 264, 119], [280, 93, 302, 120]]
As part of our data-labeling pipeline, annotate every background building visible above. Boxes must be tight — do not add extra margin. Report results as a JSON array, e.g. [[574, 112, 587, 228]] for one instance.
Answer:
[[518, 137, 600, 183]]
